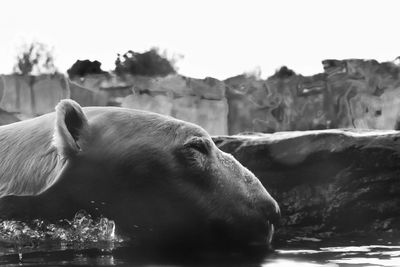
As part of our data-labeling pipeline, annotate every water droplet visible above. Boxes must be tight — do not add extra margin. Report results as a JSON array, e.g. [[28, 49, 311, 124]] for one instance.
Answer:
[[0, 210, 123, 248]]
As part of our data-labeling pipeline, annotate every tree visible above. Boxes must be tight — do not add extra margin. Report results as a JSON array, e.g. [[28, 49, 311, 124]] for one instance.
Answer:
[[67, 60, 106, 79], [114, 48, 176, 77], [272, 66, 296, 79], [13, 41, 58, 115], [13, 42, 57, 75]]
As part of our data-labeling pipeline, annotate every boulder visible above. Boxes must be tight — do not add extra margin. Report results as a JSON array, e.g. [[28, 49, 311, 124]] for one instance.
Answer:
[[213, 129, 400, 240]]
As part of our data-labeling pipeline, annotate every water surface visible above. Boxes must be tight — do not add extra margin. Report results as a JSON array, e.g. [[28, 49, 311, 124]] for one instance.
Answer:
[[0, 213, 398, 266]]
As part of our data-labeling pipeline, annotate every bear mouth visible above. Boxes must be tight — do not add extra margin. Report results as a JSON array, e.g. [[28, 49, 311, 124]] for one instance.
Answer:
[[247, 220, 275, 247], [205, 218, 276, 248], [266, 221, 275, 245]]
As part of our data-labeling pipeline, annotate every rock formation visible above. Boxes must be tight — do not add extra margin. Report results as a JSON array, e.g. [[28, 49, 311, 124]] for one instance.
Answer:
[[214, 130, 400, 240], [3, 58, 400, 135], [225, 59, 400, 134], [0, 109, 19, 125]]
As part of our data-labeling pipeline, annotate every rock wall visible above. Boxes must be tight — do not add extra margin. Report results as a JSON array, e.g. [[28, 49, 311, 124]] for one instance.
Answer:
[[214, 130, 400, 240], [323, 59, 400, 130], [2, 58, 400, 135], [225, 59, 400, 134], [0, 74, 107, 117], [225, 74, 327, 133], [0, 74, 68, 116], [67, 80, 109, 107], [0, 77, 19, 125], [72, 74, 228, 135], [0, 73, 228, 135]]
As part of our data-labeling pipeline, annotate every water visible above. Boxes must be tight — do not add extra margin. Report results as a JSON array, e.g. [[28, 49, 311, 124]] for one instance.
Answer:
[[271, 238, 400, 267], [0, 213, 398, 266]]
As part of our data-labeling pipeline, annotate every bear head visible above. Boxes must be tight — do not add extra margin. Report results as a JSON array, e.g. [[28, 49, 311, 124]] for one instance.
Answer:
[[2, 99, 280, 249]]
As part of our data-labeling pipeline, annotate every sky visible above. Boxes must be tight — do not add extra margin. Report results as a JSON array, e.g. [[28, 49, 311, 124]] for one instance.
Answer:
[[0, 0, 400, 79]]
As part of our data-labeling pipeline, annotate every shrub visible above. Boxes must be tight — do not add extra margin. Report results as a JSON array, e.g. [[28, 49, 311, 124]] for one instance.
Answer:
[[115, 48, 176, 77], [67, 60, 106, 79]]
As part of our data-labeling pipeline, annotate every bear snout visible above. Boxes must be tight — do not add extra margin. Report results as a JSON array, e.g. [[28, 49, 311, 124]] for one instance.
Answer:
[[259, 196, 281, 226], [206, 216, 275, 247], [206, 193, 280, 247], [242, 185, 280, 246], [249, 195, 280, 245]]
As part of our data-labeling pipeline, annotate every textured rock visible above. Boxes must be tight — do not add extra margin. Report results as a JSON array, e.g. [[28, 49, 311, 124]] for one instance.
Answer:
[[74, 74, 226, 100], [122, 93, 228, 135], [323, 59, 400, 130], [225, 59, 400, 134], [0, 109, 19, 125], [225, 73, 327, 134], [121, 74, 225, 100], [0, 74, 69, 116], [213, 129, 400, 239], [73, 74, 228, 135], [67, 80, 109, 107], [3, 58, 400, 134]]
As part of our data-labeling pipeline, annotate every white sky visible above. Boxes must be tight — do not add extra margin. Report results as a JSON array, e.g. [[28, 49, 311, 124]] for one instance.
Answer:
[[0, 0, 399, 79]]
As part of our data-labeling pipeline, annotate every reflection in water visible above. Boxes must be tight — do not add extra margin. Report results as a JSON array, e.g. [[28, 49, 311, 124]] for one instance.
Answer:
[[262, 260, 337, 267], [0, 214, 399, 266], [268, 244, 400, 267]]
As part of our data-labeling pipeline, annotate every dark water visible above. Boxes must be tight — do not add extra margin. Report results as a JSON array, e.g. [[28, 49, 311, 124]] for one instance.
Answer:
[[0, 213, 398, 266]]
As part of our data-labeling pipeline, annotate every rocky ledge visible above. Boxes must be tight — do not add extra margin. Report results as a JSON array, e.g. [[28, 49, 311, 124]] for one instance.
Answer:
[[213, 129, 400, 241]]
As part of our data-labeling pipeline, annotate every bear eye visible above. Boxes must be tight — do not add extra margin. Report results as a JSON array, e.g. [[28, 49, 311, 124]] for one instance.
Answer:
[[184, 137, 210, 155]]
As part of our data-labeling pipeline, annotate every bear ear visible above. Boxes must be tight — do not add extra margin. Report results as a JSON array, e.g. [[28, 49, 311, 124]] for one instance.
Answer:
[[53, 99, 89, 157]]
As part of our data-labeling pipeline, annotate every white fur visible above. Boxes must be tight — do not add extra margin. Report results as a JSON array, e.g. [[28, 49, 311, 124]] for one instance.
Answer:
[[52, 99, 89, 158]]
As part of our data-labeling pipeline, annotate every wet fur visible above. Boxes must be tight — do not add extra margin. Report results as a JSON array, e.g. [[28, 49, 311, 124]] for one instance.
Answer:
[[0, 100, 208, 218], [0, 100, 279, 246], [0, 114, 60, 196]]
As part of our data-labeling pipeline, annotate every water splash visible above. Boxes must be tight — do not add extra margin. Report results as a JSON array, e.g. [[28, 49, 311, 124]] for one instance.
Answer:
[[0, 210, 124, 256]]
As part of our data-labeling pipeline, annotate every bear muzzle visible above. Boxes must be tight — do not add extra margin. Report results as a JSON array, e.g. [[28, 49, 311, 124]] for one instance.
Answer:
[[205, 195, 280, 248], [243, 190, 281, 247]]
